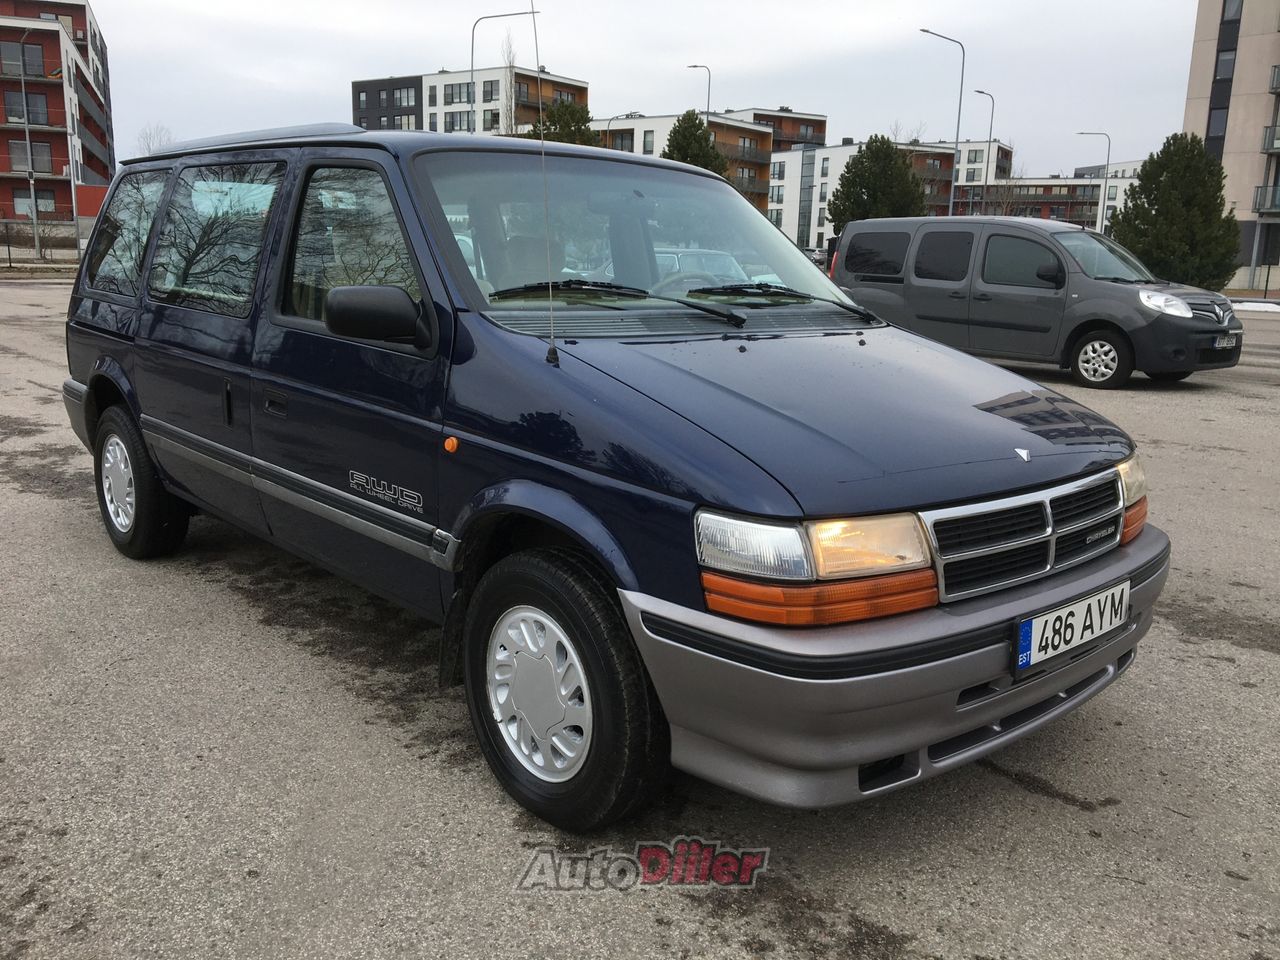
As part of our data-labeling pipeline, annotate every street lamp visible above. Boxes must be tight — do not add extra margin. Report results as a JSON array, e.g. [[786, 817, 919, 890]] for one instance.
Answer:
[[471, 11, 538, 135], [974, 89, 995, 217], [1076, 130, 1111, 232], [18, 28, 41, 258], [687, 64, 711, 129], [921, 29, 965, 217]]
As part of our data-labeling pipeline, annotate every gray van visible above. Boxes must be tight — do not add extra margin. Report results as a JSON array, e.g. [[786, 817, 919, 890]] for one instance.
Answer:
[[832, 217, 1244, 388]]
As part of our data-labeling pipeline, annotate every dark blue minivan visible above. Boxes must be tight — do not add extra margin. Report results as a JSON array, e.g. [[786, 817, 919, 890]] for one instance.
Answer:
[[64, 125, 1170, 830]]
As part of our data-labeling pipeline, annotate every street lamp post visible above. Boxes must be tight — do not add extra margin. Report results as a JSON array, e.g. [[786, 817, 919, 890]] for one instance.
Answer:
[[687, 64, 711, 129], [604, 111, 641, 151], [18, 28, 41, 259], [921, 29, 965, 217], [975, 89, 995, 217], [471, 11, 538, 135], [1076, 130, 1111, 232]]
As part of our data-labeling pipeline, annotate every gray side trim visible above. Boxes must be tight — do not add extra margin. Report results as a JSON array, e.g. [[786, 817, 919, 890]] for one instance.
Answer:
[[141, 420, 458, 569]]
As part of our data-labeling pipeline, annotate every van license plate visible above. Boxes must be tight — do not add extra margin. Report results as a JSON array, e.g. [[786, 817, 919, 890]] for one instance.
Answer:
[[1016, 581, 1130, 674], [1214, 334, 1237, 349]]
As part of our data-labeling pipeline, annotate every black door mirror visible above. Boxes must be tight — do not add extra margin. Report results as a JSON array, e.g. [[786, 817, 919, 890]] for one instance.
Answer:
[[323, 286, 424, 343], [1036, 263, 1066, 288]]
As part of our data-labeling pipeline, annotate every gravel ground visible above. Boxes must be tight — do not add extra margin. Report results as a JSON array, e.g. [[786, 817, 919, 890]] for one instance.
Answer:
[[1, 281, 1277, 960]]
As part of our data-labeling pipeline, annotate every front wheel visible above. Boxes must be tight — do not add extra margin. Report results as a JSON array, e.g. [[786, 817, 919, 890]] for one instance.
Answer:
[[1070, 330, 1134, 388], [463, 548, 669, 831], [93, 406, 189, 559]]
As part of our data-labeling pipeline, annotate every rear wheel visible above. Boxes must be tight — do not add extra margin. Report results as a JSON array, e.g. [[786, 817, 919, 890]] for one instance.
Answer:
[[94, 406, 189, 559], [1148, 370, 1193, 382], [1070, 330, 1134, 388], [463, 548, 669, 831]]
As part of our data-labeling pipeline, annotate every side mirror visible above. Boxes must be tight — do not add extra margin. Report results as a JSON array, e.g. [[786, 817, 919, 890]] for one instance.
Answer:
[[324, 285, 425, 343], [1036, 263, 1066, 289]]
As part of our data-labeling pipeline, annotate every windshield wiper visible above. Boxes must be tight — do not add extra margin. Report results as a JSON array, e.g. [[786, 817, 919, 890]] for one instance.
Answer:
[[486, 279, 746, 327], [686, 282, 879, 321], [1094, 276, 1147, 285]]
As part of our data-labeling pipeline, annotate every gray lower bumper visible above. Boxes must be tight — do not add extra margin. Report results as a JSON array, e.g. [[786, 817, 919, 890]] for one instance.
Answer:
[[62, 378, 90, 450], [620, 526, 1170, 808]]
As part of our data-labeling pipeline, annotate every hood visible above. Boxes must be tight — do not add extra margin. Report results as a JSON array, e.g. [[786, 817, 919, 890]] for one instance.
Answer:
[[561, 325, 1133, 517]]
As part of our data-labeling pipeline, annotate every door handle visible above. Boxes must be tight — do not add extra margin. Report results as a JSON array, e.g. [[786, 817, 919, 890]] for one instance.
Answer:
[[263, 390, 289, 418], [972, 293, 993, 302], [947, 291, 968, 300]]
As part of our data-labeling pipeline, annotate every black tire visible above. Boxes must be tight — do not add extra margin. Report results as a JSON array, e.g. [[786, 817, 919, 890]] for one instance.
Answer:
[[462, 548, 669, 831], [1148, 370, 1193, 382], [1070, 329, 1134, 389], [93, 406, 189, 559]]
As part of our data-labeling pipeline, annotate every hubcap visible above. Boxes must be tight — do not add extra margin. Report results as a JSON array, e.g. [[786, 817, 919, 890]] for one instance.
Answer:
[[100, 435, 136, 533], [1078, 339, 1119, 382], [486, 605, 592, 782]]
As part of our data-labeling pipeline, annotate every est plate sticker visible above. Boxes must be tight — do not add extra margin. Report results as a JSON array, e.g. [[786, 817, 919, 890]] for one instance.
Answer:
[[1017, 581, 1130, 673]]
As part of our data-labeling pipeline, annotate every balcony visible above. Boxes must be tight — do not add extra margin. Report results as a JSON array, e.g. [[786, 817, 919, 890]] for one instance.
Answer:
[[717, 143, 769, 164], [0, 105, 69, 132], [1272, 64, 1280, 94], [0, 58, 66, 84], [731, 176, 767, 196], [1264, 126, 1280, 153], [1254, 184, 1280, 212], [777, 132, 824, 146]]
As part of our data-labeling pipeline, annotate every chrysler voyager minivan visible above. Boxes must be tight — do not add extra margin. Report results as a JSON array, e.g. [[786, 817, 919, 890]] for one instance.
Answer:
[[832, 216, 1243, 388], [64, 126, 1170, 830]]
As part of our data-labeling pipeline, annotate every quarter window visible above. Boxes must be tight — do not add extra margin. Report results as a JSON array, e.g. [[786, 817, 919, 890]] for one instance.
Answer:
[[286, 167, 421, 322], [845, 231, 910, 277], [147, 162, 285, 317], [914, 231, 974, 282], [982, 235, 1062, 289], [86, 170, 168, 295]]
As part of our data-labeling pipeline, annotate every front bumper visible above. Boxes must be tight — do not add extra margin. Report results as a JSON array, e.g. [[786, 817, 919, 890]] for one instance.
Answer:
[[620, 525, 1170, 808], [1131, 315, 1243, 373]]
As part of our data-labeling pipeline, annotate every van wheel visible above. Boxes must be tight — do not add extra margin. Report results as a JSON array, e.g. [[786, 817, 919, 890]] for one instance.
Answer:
[[462, 548, 669, 831], [1070, 330, 1133, 388], [1148, 371, 1192, 382], [94, 406, 189, 559]]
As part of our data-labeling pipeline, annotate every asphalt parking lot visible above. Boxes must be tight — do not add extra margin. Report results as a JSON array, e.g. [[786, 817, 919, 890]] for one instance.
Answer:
[[1, 279, 1277, 960]]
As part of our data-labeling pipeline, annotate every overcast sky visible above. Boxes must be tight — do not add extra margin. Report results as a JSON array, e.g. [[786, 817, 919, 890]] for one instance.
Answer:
[[102, 0, 1196, 174]]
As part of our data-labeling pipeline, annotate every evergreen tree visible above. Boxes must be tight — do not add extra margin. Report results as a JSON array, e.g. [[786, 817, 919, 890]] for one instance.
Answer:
[[1108, 132, 1238, 291], [524, 100, 598, 146], [826, 135, 926, 232], [660, 110, 728, 176]]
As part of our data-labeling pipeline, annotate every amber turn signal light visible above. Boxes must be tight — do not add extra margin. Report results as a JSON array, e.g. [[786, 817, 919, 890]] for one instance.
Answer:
[[1120, 496, 1147, 545], [701, 568, 939, 626]]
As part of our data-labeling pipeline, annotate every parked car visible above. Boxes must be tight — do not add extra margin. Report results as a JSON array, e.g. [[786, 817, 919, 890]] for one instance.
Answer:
[[831, 216, 1244, 388], [64, 126, 1169, 831]]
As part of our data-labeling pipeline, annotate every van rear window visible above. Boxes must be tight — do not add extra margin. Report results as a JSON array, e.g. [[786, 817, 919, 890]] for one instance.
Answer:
[[844, 231, 910, 278]]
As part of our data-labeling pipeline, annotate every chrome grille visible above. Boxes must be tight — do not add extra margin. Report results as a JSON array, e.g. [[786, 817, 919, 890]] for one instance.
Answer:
[[920, 470, 1124, 602], [1187, 299, 1233, 327]]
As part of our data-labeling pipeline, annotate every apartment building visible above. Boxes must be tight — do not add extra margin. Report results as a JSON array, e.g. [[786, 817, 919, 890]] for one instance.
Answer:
[[722, 107, 825, 151], [0, 0, 114, 223], [955, 174, 1137, 232], [588, 112, 774, 211], [351, 66, 587, 136], [1183, 0, 1280, 286]]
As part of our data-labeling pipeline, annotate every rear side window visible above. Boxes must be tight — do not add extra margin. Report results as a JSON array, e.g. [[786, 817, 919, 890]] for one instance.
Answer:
[[844, 231, 910, 278], [983, 235, 1062, 289], [85, 171, 168, 296], [914, 231, 974, 282], [147, 162, 285, 318], [286, 166, 421, 321]]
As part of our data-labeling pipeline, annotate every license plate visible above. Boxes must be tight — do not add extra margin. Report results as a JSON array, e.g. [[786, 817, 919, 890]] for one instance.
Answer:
[[1016, 581, 1130, 674], [1214, 334, 1237, 349]]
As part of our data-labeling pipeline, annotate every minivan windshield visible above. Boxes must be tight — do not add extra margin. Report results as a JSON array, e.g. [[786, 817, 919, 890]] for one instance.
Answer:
[[1055, 230, 1156, 283], [413, 150, 852, 334]]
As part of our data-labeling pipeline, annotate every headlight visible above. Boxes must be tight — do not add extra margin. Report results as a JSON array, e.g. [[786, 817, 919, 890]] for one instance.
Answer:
[[806, 514, 930, 579], [1117, 453, 1147, 506], [1138, 289, 1193, 318], [694, 512, 812, 580]]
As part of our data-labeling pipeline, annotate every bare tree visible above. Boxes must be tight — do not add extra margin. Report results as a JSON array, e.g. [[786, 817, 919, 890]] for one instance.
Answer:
[[500, 31, 518, 135], [136, 122, 174, 157], [889, 120, 928, 144], [978, 160, 1025, 217]]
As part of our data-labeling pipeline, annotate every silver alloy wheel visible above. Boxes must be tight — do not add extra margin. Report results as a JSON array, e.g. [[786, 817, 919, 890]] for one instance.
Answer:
[[1078, 338, 1120, 382], [486, 604, 593, 783], [100, 435, 136, 533]]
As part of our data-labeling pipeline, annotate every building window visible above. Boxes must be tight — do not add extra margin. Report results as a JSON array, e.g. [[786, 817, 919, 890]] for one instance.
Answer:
[[1215, 49, 1236, 80], [769, 185, 784, 204], [771, 160, 785, 180], [515, 81, 530, 103], [1222, 0, 1242, 21], [924, 157, 942, 172], [819, 182, 828, 201], [1107, 184, 1118, 200], [817, 207, 826, 227], [378, 89, 387, 108], [799, 123, 815, 139], [965, 167, 979, 182], [8, 140, 52, 173], [357, 91, 367, 109], [482, 109, 499, 131], [553, 89, 575, 104], [967, 148, 984, 164], [379, 116, 389, 129], [443, 83, 474, 106], [429, 114, 438, 132], [483, 79, 499, 103], [428, 85, 437, 107], [1207, 107, 1228, 138], [816, 232, 824, 248], [393, 87, 416, 107], [767, 209, 783, 227], [820, 157, 829, 177], [444, 111, 473, 132], [4, 91, 48, 125], [643, 130, 654, 154], [358, 116, 368, 129], [0, 42, 44, 77]]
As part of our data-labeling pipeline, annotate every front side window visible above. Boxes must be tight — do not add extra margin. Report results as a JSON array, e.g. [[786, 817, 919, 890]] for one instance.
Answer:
[[982, 235, 1063, 289], [286, 166, 421, 322], [914, 230, 974, 282], [1054, 230, 1154, 282], [147, 162, 284, 318], [86, 170, 168, 295]]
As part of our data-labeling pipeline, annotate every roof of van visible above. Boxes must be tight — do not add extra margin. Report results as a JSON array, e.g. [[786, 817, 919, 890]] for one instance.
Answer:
[[123, 123, 710, 177], [844, 216, 1090, 235]]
